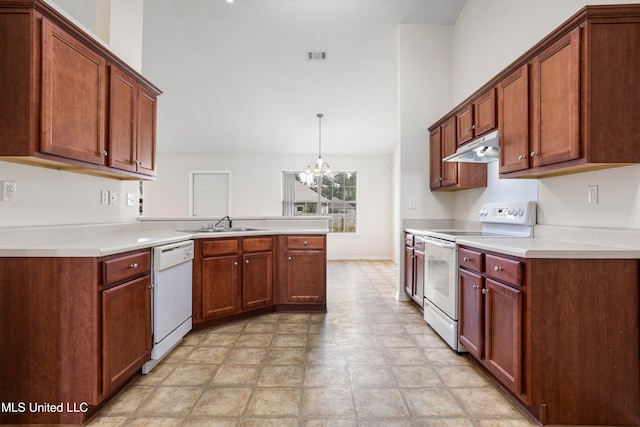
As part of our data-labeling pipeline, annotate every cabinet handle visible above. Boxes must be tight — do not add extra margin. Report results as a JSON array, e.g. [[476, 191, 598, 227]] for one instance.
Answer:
[[100, 151, 108, 157], [130, 263, 139, 269], [494, 266, 503, 272], [482, 288, 489, 295], [530, 151, 539, 157], [518, 155, 526, 160]]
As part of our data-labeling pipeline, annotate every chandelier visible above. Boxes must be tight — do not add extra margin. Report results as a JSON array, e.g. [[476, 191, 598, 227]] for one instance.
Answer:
[[304, 113, 335, 178]]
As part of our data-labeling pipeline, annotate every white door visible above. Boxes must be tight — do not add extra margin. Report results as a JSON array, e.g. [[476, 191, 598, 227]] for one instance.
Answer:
[[190, 171, 230, 217]]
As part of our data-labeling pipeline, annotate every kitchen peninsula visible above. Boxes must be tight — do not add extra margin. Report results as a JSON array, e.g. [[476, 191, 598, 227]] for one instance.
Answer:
[[0, 217, 327, 426]]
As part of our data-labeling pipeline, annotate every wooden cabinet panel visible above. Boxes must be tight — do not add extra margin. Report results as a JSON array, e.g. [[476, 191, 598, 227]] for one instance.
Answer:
[[102, 250, 150, 286], [440, 116, 458, 187], [202, 238, 239, 257], [243, 237, 274, 252], [404, 245, 414, 296], [109, 66, 137, 172], [484, 278, 522, 394], [459, 247, 483, 273], [531, 27, 581, 168], [136, 85, 157, 175], [458, 269, 483, 360], [201, 254, 241, 319], [243, 251, 274, 310], [485, 254, 522, 286], [429, 128, 442, 189], [101, 275, 151, 395], [283, 250, 326, 303], [413, 247, 424, 308], [473, 88, 497, 136], [456, 104, 474, 146], [41, 18, 106, 165], [498, 64, 530, 174], [287, 235, 324, 250]]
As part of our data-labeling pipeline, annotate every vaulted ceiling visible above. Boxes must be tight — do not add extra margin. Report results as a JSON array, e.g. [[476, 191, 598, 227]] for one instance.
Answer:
[[141, 0, 464, 155]]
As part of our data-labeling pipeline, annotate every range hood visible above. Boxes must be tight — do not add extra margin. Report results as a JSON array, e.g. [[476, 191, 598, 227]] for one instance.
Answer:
[[443, 130, 499, 163]]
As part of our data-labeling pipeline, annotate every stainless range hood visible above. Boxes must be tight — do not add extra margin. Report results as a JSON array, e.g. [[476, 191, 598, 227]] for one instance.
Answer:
[[443, 130, 499, 163]]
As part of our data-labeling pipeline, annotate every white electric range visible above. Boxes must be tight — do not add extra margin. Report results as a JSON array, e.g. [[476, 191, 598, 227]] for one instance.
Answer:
[[422, 201, 536, 351]]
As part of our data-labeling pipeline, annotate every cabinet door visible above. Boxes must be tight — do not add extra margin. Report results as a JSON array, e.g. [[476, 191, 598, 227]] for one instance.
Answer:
[[41, 19, 106, 165], [242, 251, 274, 310], [440, 116, 458, 187], [102, 275, 151, 395], [456, 104, 474, 145], [136, 85, 157, 175], [284, 250, 326, 304], [473, 88, 497, 136], [531, 27, 581, 168], [202, 255, 241, 318], [498, 64, 530, 174], [429, 128, 442, 189], [484, 278, 522, 394], [458, 269, 483, 360], [109, 66, 137, 172], [413, 250, 424, 308], [404, 246, 414, 295]]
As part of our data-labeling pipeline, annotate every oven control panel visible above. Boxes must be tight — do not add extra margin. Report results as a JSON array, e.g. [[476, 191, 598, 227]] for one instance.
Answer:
[[478, 201, 536, 225]]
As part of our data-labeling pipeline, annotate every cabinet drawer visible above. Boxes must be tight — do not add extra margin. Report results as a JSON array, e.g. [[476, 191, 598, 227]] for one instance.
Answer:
[[459, 248, 483, 273], [202, 238, 239, 257], [103, 251, 150, 286], [405, 234, 414, 247], [486, 254, 522, 286], [287, 235, 324, 250], [414, 237, 425, 251], [243, 236, 274, 253]]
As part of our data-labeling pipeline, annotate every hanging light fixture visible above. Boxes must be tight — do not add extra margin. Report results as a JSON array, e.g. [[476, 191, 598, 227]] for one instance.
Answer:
[[304, 113, 335, 178]]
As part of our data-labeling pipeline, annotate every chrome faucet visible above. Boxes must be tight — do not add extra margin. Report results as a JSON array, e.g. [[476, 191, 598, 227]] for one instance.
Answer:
[[213, 215, 232, 230]]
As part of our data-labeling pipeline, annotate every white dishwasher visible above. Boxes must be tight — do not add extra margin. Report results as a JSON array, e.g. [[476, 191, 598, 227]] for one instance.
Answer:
[[142, 240, 194, 374]]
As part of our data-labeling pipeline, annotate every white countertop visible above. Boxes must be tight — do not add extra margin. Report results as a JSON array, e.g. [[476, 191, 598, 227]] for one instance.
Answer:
[[0, 228, 327, 257], [457, 237, 640, 259]]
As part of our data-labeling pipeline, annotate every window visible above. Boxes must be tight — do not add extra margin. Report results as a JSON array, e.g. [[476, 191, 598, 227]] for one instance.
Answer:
[[282, 171, 357, 233]]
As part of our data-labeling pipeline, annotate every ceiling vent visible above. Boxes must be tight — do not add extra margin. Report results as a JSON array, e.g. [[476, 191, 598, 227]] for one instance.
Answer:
[[307, 50, 327, 61]]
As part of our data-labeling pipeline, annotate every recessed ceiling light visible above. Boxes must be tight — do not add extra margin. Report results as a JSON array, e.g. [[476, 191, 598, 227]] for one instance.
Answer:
[[226, 0, 234, 3]]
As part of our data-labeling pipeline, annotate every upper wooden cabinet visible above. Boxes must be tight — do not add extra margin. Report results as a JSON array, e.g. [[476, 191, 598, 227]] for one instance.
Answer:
[[456, 88, 497, 146], [430, 117, 487, 191], [0, 1, 161, 180], [431, 4, 640, 180]]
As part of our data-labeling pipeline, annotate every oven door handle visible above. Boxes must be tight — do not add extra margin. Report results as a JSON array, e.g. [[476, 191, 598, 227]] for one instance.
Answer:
[[424, 237, 456, 249]]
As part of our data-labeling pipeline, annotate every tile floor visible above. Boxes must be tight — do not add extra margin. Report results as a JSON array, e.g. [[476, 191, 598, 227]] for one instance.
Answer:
[[88, 260, 539, 427]]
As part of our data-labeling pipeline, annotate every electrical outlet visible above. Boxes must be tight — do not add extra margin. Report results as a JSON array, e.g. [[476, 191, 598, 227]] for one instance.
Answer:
[[109, 190, 117, 206], [100, 190, 109, 205], [409, 198, 416, 209], [1, 181, 16, 202], [587, 185, 598, 204], [126, 193, 136, 207]]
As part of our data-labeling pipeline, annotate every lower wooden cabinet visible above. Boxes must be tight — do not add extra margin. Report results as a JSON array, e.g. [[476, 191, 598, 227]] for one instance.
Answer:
[[195, 236, 276, 324], [403, 233, 424, 308], [101, 275, 151, 395], [277, 235, 327, 309], [458, 245, 640, 426]]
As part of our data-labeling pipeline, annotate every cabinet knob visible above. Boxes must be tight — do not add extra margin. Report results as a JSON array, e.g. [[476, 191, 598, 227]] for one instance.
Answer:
[[518, 155, 526, 160], [288, 256, 292, 261], [148, 284, 153, 289], [472, 284, 479, 290], [130, 263, 139, 269], [463, 257, 470, 262], [304, 241, 308, 245], [245, 259, 250, 264], [466, 128, 470, 133], [234, 261, 238, 266], [530, 151, 539, 157], [494, 266, 503, 272], [472, 124, 476, 130], [482, 288, 489, 295], [100, 151, 108, 157]]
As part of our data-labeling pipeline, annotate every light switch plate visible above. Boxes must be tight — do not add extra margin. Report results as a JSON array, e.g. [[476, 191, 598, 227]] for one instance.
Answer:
[[126, 193, 136, 207], [100, 190, 109, 205]]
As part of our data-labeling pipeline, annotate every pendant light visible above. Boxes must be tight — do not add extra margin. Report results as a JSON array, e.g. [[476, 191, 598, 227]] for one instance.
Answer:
[[304, 113, 335, 178]]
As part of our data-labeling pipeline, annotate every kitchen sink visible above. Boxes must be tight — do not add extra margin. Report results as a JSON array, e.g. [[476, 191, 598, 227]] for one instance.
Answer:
[[178, 227, 264, 233]]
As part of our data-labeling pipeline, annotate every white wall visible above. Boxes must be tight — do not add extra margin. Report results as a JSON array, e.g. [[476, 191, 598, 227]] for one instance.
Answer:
[[452, 0, 640, 228], [143, 153, 393, 260], [0, 162, 139, 227]]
